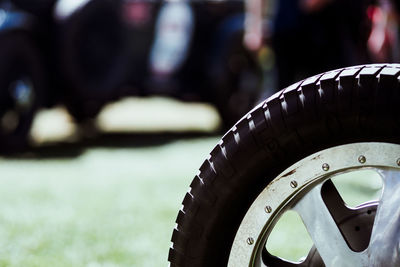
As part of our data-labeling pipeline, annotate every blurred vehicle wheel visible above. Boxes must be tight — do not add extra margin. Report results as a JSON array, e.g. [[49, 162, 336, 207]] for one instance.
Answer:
[[55, 0, 128, 120], [0, 31, 45, 152]]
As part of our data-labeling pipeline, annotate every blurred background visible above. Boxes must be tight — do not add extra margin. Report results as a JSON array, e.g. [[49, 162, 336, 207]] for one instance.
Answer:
[[0, 0, 398, 266]]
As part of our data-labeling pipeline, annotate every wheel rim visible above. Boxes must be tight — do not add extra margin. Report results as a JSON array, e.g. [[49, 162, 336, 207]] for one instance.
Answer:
[[228, 142, 400, 267]]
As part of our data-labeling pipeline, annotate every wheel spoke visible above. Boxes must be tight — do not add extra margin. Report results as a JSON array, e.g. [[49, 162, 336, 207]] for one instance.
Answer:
[[368, 169, 400, 266], [293, 182, 363, 267]]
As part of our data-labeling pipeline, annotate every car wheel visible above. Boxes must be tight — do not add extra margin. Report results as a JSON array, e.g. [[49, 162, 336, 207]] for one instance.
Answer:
[[169, 64, 400, 266]]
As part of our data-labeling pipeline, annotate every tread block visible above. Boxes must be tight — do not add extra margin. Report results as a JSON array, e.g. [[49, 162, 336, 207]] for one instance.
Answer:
[[176, 210, 203, 238], [198, 160, 217, 186], [301, 76, 320, 114], [318, 70, 342, 113], [379, 66, 400, 77], [337, 68, 364, 113], [189, 176, 216, 205], [249, 106, 269, 147], [181, 193, 199, 215], [358, 66, 383, 100], [266, 97, 286, 134], [209, 145, 234, 178], [222, 118, 259, 166], [282, 89, 299, 117]]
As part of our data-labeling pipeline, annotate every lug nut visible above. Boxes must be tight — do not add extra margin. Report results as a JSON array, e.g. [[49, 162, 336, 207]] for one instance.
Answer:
[[322, 163, 330, 171], [265, 206, 272, 213]]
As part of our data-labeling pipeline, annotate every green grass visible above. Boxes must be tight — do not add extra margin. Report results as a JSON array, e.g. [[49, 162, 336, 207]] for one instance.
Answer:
[[0, 137, 219, 267]]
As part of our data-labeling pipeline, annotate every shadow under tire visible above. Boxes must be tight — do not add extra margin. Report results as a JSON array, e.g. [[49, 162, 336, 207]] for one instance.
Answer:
[[168, 64, 400, 266]]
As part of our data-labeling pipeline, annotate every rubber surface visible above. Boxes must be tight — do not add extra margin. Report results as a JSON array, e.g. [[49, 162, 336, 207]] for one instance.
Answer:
[[168, 64, 400, 266], [56, 0, 128, 119]]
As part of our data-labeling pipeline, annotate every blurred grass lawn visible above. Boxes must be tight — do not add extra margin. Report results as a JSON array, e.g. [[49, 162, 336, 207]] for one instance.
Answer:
[[0, 97, 382, 266], [0, 97, 220, 267], [0, 137, 219, 267]]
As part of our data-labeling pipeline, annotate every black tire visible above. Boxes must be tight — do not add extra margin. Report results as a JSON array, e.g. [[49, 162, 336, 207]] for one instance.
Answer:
[[169, 64, 400, 266], [55, 0, 128, 119], [0, 31, 45, 152]]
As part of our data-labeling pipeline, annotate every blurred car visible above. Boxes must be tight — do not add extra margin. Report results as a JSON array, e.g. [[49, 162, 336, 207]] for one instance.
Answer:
[[0, 0, 262, 151]]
